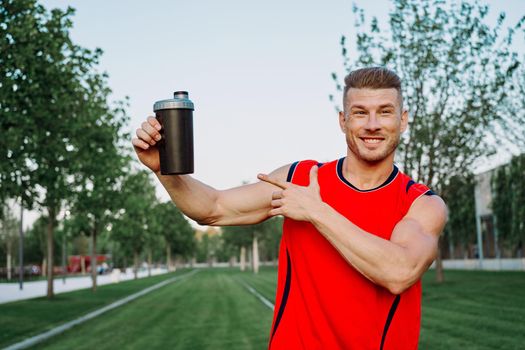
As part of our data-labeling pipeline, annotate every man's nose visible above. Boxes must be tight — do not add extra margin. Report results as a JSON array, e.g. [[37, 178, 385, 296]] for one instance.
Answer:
[[364, 112, 381, 132]]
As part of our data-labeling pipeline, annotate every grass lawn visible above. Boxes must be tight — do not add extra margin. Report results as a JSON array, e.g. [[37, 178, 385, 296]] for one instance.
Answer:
[[0, 269, 191, 348], [420, 269, 525, 350], [36, 268, 274, 350], [1, 267, 524, 349]]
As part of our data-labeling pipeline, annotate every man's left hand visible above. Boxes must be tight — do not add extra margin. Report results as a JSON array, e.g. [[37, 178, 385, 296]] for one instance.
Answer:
[[257, 165, 323, 221]]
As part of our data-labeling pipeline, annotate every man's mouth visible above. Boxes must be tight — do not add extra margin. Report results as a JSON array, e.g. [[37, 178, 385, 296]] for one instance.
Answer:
[[360, 137, 384, 144]]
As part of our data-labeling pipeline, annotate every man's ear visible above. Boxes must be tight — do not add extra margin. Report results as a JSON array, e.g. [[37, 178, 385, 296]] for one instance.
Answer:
[[339, 111, 347, 133], [400, 109, 409, 133]]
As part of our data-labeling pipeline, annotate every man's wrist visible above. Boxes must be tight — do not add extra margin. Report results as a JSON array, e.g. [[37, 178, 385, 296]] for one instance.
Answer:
[[309, 201, 333, 226]]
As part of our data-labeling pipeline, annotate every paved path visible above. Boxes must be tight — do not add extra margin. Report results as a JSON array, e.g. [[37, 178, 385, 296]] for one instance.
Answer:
[[0, 268, 168, 304]]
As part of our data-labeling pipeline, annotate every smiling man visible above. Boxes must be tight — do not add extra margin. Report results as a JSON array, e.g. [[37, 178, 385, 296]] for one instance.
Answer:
[[132, 66, 447, 350]]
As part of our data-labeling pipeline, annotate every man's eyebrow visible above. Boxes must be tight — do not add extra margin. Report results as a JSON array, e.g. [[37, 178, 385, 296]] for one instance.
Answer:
[[379, 103, 395, 109], [349, 104, 396, 109]]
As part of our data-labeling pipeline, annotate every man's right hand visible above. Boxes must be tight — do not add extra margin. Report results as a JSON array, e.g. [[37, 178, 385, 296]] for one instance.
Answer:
[[132, 116, 163, 173]]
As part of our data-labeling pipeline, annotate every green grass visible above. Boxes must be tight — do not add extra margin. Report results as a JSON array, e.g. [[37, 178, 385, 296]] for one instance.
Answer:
[[1, 267, 524, 349], [36, 268, 274, 350], [420, 269, 525, 350], [0, 269, 191, 348]]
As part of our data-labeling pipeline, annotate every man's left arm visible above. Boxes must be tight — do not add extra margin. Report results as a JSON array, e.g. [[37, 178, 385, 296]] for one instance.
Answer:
[[310, 193, 447, 295], [258, 165, 448, 295]]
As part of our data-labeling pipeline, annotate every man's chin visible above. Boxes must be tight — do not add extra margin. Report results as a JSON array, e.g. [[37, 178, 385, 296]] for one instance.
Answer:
[[347, 142, 397, 164], [356, 148, 391, 163]]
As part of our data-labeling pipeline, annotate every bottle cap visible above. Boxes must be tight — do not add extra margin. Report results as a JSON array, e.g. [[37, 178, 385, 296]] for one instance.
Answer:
[[154, 91, 194, 111]]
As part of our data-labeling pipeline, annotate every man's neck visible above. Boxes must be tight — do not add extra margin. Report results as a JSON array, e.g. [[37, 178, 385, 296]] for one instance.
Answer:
[[342, 152, 395, 191]]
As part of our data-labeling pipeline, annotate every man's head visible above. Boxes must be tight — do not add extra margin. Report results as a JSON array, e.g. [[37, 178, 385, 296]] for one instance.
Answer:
[[339, 67, 408, 164]]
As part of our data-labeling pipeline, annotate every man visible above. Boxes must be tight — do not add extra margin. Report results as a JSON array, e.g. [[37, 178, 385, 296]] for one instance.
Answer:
[[132, 67, 447, 349]]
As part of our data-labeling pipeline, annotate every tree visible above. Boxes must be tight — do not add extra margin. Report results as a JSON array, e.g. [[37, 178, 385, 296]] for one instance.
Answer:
[[0, 204, 20, 280], [111, 170, 158, 279], [222, 225, 254, 271], [441, 174, 476, 258], [222, 216, 284, 273], [25, 215, 59, 276], [256, 216, 283, 264], [70, 95, 129, 291], [62, 211, 91, 273], [331, 0, 525, 281], [150, 202, 195, 271]]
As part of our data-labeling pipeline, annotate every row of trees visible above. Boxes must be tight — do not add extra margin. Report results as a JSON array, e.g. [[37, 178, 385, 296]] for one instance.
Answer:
[[331, 0, 525, 281], [0, 1, 201, 296]]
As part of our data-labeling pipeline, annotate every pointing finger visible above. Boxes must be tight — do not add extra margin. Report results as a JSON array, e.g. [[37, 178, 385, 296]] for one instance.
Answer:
[[258, 174, 289, 189]]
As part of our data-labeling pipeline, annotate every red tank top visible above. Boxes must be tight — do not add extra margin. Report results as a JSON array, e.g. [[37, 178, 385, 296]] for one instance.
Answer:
[[268, 158, 432, 350]]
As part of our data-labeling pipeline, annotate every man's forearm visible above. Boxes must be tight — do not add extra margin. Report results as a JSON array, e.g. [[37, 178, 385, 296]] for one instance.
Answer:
[[310, 203, 414, 294], [155, 172, 220, 225]]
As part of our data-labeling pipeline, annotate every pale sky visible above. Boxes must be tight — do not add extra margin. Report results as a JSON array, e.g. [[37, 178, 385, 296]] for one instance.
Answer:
[[24, 0, 524, 227]]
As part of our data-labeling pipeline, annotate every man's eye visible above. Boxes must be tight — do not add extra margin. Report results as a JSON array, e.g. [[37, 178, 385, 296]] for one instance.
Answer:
[[381, 110, 393, 115], [353, 111, 366, 115]]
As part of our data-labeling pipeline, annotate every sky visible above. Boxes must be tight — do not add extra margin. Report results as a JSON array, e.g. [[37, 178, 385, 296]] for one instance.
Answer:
[[21, 0, 525, 227]]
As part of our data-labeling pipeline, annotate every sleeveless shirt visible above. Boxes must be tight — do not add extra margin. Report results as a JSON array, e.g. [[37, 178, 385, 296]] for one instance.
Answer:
[[268, 158, 433, 350]]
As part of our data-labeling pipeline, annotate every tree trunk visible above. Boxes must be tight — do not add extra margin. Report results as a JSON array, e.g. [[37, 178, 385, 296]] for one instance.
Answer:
[[42, 258, 46, 277], [252, 234, 259, 274], [166, 243, 172, 272], [435, 237, 445, 283], [46, 209, 55, 298], [91, 226, 97, 292], [133, 250, 138, 280], [147, 248, 152, 277], [240, 246, 246, 271], [7, 241, 12, 281], [80, 256, 86, 274]]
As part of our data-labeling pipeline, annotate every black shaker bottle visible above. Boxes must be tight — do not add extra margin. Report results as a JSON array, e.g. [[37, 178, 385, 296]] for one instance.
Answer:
[[153, 91, 194, 175]]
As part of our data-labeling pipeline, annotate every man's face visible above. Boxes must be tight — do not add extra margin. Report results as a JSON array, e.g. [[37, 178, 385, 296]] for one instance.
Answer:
[[339, 88, 408, 164]]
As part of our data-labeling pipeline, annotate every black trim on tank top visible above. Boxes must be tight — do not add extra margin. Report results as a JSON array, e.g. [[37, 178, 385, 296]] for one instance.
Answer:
[[336, 157, 399, 192], [424, 189, 436, 196], [286, 161, 299, 182], [269, 249, 292, 346], [380, 295, 401, 350], [405, 180, 415, 193]]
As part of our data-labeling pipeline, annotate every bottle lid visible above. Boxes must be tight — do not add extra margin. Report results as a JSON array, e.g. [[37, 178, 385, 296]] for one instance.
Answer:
[[153, 91, 194, 111]]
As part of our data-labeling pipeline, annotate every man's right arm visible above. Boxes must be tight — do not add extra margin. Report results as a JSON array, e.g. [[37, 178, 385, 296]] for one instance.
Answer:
[[132, 116, 290, 226], [155, 164, 290, 226]]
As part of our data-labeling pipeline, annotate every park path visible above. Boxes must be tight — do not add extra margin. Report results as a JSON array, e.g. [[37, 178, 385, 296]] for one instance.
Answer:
[[0, 268, 168, 304]]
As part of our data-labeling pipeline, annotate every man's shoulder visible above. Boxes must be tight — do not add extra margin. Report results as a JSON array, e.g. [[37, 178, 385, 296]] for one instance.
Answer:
[[394, 168, 445, 217], [395, 168, 435, 197], [286, 158, 340, 183]]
